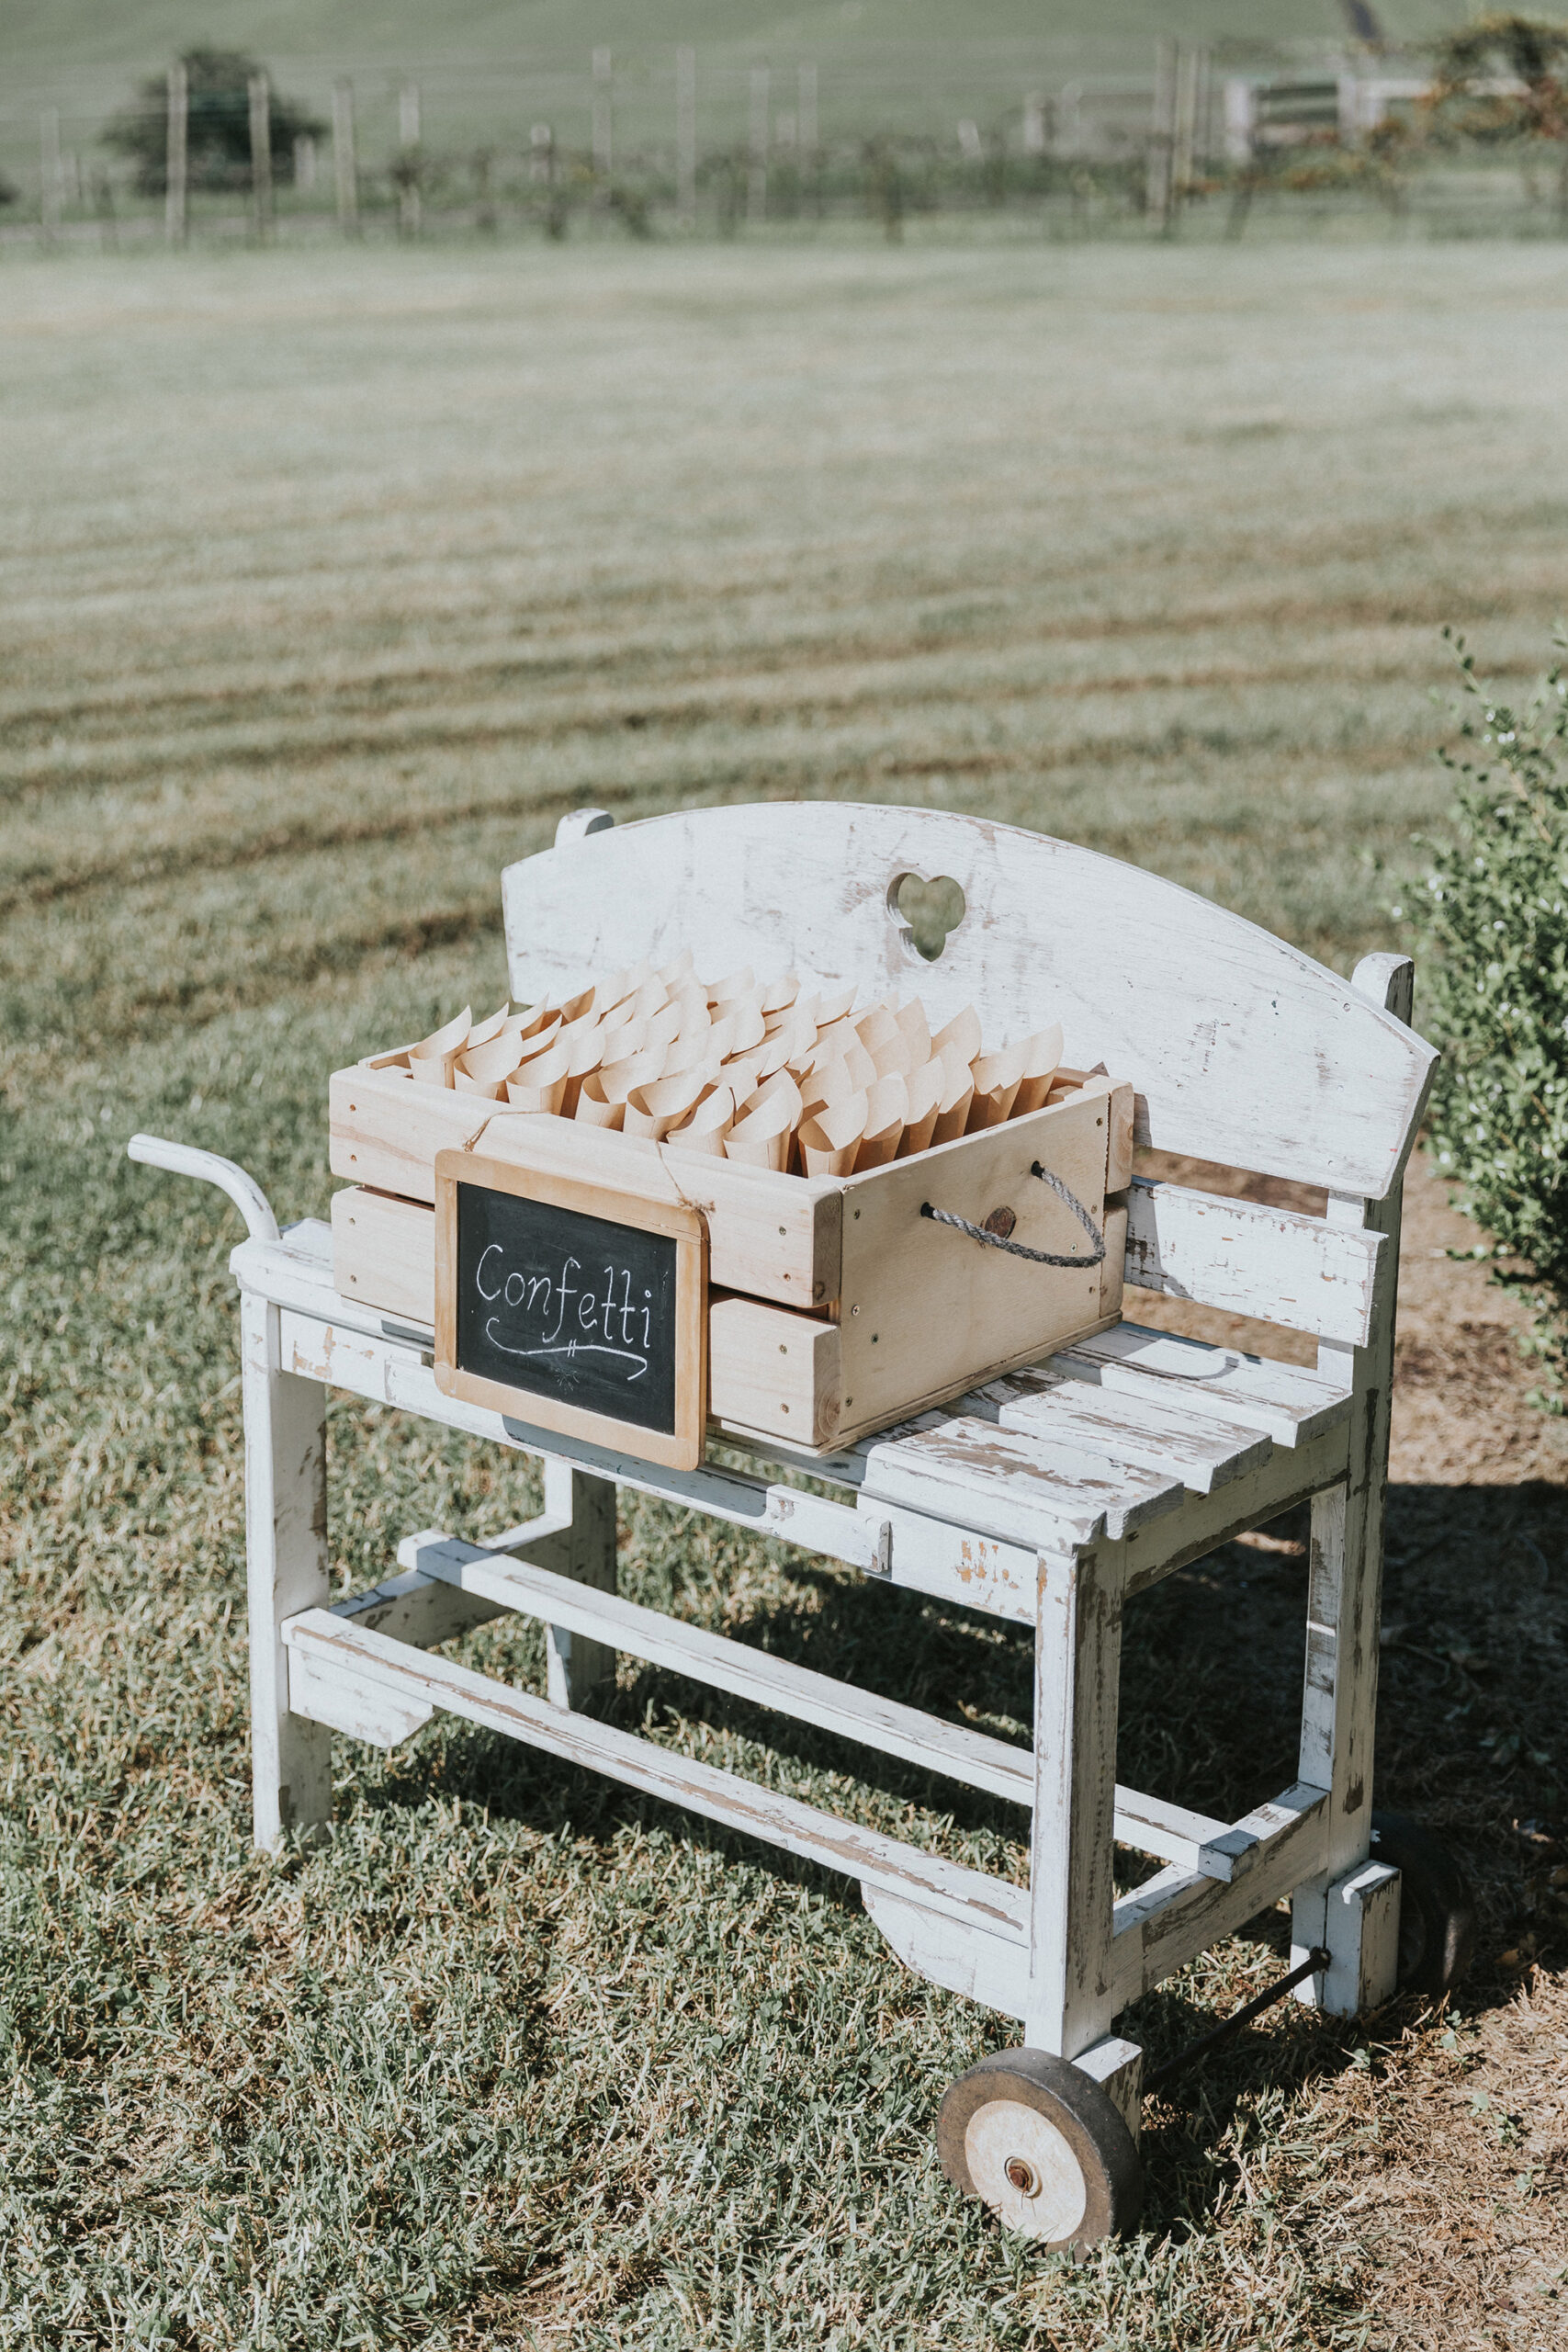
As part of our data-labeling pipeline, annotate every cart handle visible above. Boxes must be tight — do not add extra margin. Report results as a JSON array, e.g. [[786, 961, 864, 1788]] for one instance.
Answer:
[[919, 1163, 1106, 1269], [127, 1134, 280, 1245]]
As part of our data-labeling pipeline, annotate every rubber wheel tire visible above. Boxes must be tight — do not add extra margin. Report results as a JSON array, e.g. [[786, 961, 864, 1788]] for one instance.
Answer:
[[1371, 1811, 1475, 1997], [936, 2049, 1143, 2248]]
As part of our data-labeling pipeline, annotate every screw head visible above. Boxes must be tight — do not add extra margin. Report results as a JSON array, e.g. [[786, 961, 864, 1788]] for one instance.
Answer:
[[1004, 2155, 1038, 2196]]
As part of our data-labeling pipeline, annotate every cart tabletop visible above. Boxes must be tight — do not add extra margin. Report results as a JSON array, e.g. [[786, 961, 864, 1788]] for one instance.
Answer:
[[235, 1219, 1352, 1614]]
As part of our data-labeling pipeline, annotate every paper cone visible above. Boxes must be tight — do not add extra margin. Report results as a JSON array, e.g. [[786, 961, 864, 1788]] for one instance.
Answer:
[[854, 1002, 900, 1057], [453, 1069, 506, 1099], [665, 1085, 736, 1159], [670, 983, 710, 1035], [557, 982, 599, 1024], [505, 997, 554, 1044], [574, 1072, 624, 1130], [1009, 1023, 1066, 1117], [602, 1046, 668, 1106], [410, 1051, 459, 1088], [624, 1068, 714, 1142], [558, 1012, 615, 1116], [759, 970, 799, 1015], [967, 1037, 1030, 1132], [662, 1081, 738, 1157], [800, 1089, 868, 1177], [708, 967, 755, 1008], [930, 1057, 975, 1146], [872, 1030, 915, 1080], [465, 1002, 513, 1050], [897, 1057, 946, 1158], [458, 1029, 535, 1089], [814, 982, 856, 1025], [599, 1018, 650, 1077], [719, 1050, 764, 1102], [664, 1024, 717, 1078], [808, 1033, 876, 1094], [644, 998, 684, 1053], [801, 1052, 860, 1121], [412, 1005, 471, 1065], [505, 1038, 571, 1115], [931, 1005, 982, 1069], [853, 1073, 908, 1171], [723, 997, 766, 1055], [894, 997, 931, 1063], [725, 1080, 800, 1171], [658, 947, 695, 987]]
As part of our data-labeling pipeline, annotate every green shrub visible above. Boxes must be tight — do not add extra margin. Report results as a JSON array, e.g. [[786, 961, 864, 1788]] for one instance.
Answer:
[[1404, 630, 1568, 1408]]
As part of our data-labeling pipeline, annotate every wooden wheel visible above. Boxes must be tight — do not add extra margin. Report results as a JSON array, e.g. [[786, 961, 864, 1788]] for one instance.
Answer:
[[936, 2049, 1143, 2248], [1371, 1811, 1475, 1997]]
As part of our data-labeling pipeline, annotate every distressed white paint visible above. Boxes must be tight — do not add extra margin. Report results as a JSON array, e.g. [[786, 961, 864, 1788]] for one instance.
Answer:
[[984, 1369, 1274, 1494], [502, 804, 1434, 1198], [241, 1291, 333, 1849], [1027, 1548, 1122, 2059], [1123, 1179, 1383, 1346], [282, 1610, 1029, 1940], [1292, 953, 1413, 2009], [1052, 1321, 1350, 1449], [860, 1888, 1029, 2018]]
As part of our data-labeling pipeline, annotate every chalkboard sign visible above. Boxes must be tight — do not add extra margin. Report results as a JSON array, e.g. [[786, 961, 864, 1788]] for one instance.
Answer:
[[433, 1146, 707, 1471]]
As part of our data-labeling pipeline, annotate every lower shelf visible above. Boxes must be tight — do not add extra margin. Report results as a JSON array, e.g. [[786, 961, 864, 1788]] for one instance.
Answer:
[[282, 1604, 1031, 1945]]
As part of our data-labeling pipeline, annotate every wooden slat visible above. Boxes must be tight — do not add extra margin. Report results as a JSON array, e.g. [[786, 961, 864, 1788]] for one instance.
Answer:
[[1107, 1781, 1330, 2004], [980, 1370, 1273, 1495], [1112, 1787, 1247, 1879], [855, 1414, 1185, 1548], [1123, 1178, 1384, 1346], [501, 803, 1435, 1199], [281, 1610, 1029, 1942], [400, 1530, 1038, 1803], [1114, 1425, 1351, 1597], [389, 1529, 1260, 1874], [1049, 1320, 1350, 1449]]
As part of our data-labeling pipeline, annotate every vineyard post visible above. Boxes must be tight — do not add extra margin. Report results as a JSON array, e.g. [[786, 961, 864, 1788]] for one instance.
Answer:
[[676, 46, 697, 227], [165, 60, 188, 246], [39, 109, 62, 245], [333, 80, 359, 236], [249, 73, 274, 243], [749, 66, 770, 223]]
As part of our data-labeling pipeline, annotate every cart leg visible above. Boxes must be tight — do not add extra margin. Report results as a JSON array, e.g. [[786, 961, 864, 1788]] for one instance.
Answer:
[[1026, 1544, 1122, 2060], [1292, 1479, 1400, 2013], [542, 1458, 618, 1711], [241, 1292, 333, 1850], [1292, 955, 1411, 2015]]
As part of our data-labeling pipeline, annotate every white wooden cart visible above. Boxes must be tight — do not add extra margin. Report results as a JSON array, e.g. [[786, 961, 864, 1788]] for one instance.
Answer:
[[133, 802, 1449, 2251]]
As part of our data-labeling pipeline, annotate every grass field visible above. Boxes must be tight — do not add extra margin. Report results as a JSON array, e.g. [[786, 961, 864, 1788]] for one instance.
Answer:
[[4, 238, 1568, 2347]]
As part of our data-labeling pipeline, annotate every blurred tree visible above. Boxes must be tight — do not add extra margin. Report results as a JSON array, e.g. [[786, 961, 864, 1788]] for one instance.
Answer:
[[104, 49, 324, 195], [1426, 14, 1568, 221]]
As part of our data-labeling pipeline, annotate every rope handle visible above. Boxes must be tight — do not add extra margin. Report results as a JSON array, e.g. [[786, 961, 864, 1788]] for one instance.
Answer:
[[919, 1162, 1106, 1269]]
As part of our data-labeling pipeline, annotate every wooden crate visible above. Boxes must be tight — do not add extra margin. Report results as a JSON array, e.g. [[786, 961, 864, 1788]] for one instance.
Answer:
[[330, 1054, 1132, 1455]]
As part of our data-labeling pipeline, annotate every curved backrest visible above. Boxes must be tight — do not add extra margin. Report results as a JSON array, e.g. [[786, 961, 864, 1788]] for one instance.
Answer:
[[502, 803, 1435, 1200]]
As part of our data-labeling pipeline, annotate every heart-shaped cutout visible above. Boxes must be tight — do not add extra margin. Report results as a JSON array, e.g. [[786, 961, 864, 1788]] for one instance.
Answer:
[[890, 871, 966, 963]]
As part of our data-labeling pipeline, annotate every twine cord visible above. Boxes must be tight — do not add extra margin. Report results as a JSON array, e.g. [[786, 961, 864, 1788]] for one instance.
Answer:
[[919, 1162, 1106, 1268]]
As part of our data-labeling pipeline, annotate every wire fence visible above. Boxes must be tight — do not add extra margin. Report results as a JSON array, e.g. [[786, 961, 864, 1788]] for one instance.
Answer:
[[6, 41, 1568, 252]]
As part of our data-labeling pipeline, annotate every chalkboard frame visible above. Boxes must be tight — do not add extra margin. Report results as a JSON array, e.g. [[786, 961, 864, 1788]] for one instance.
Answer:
[[432, 1146, 708, 1472]]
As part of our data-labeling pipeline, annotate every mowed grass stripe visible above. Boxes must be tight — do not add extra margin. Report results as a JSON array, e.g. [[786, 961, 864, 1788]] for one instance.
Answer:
[[5, 751, 1445, 1043], [0, 659, 1450, 913]]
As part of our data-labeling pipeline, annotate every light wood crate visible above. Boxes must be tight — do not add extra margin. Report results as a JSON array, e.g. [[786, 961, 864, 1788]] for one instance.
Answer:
[[329, 1052, 1133, 1455]]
